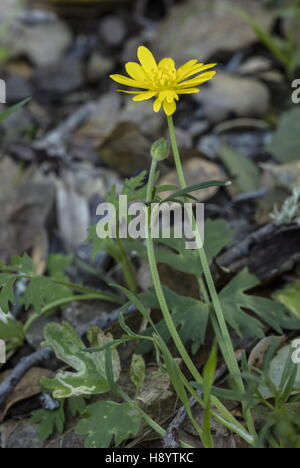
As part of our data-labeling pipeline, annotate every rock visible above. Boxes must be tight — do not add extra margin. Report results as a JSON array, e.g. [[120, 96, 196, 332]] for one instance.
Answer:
[[153, 0, 273, 64], [62, 300, 116, 329], [46, 431, 85, 449], [87, 52, 114, 82], [119, 99, 165, 139], [5, 75, 33, 103], [194, 72, 270, 123], [1, 107, 33, 140], [238, 56, 272, 75], [26, 316, 59, 350], [74, 93, 122, 149], [159, 156, 227, 202], [99, 15, 127, 47], [198, 127, 270, 160], [99, 122, 152, 177], [173, 127, 193, 150], [1, 420, 44, 449], [10, 20, 72, 67], [35, 59, 84, 97]]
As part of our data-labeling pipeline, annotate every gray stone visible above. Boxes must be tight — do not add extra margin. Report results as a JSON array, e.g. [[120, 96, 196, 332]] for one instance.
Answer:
[[35, 59, 84, 97], [87, 52, 114, 81], [99, 15, 126, 47], [194, 72, 270, 122], [153, 0, 273, 64], [10, 21, 72, 67]]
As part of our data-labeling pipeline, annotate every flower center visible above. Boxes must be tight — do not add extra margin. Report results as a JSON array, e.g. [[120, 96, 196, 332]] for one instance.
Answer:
[[150, 64, 177, 90]]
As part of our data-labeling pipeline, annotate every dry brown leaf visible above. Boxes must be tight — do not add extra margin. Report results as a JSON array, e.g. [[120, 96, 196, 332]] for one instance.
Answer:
[[0, 367, 54, 421]]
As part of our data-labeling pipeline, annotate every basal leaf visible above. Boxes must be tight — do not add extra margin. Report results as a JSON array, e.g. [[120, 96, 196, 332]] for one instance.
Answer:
[[273, 283, 300, 319], [0, 310, 24, 347], [22, 276, 67, 314], [219, 269, 299, 339], [41, 322, 121, 398], [140, 286, 210, 354], [30, 403, 65, 442], [47, 254, 74, 281], [11, 254, 33, 275], [75, 401, 141, 448], [0, 274, 17, 313], [130, 354, 146, 393], [67, 396, 87, 418], [130, 219, 231, 277], [258, 342, 300, 399]]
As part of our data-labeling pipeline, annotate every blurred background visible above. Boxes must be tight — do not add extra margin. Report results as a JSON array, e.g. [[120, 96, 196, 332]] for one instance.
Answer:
[[0, 0, 300, 272], [1, 0, 300, 449]]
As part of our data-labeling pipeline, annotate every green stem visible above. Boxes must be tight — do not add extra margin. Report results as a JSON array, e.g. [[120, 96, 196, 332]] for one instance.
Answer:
[[145, 158, 253, 444], [23, 293, 115, 333], [146, 160, 203, 382], [167, 115, 256, 438], [116, 236, 138, 294], [12, 274, 123, 304]]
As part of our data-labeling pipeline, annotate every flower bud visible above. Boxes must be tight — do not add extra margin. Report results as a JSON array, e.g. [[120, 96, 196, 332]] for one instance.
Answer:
[[151, 138, 169, 162]]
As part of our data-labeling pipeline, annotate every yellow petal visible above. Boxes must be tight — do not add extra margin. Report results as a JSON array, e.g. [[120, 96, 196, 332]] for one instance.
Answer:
[[158, 57, 176, 69], [163, 100, 176, 116], [164, 90, 177, 103], [137, 46, 157, 74], [125, 62, 147, 81], [153, 97, 162, 113], [117, 90, 140, 94], [176, 60, 199, 80], [132, 91, 158, 101], [176, 71, 216, 89], [176, 88, 200, 95], [110, 74, 148, 89], [177, 63, 217, 83]]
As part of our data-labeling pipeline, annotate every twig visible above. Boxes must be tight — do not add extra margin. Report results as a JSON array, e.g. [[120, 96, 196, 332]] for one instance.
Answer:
[[0, 347, 54, 408], [34, 102, 98, 159], [218, 223, 277, 268]]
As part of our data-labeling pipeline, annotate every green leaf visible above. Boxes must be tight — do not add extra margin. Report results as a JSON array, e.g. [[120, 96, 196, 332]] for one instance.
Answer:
[[22, 276, 62, 314], [75, 401, 142, 448], [11, 254, 33, 275], [218, 145, 261, 193], [139, 286, 210, 354], [0, 98, 31, 123], [123, 171, 147, 194], [41, 322, 121, 398], [0, 274, 17, 313], [0, 311, 24, 348], [258, 343, 300, 400], [163, 180, 231, 203], [219, 269, 299, 339], [135, 367, 172, 406], [273, 283, 300, 319], [30, 403, 65, 442], [67, 396, 87, 417], [129, 219, 231, 277], [158, 219, 231, 275], [47, 254, 74, 280], [130, 354, 146, 393], [268, 108, 300, 163]]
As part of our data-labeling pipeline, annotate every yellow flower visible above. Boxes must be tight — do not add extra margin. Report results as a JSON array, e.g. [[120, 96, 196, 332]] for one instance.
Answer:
[[110, 46, 217, 116]]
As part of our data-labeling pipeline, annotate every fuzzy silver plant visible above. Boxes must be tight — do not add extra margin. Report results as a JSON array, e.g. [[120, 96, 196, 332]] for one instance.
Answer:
[[271, 187, 300, 225]]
